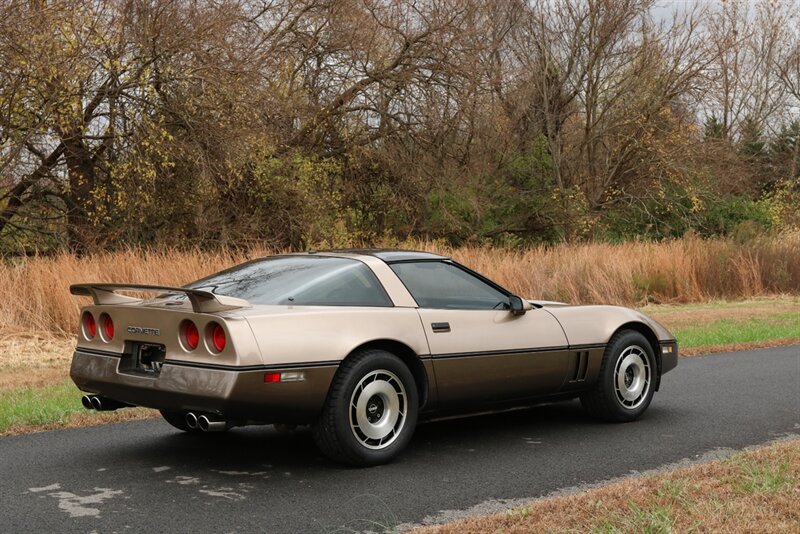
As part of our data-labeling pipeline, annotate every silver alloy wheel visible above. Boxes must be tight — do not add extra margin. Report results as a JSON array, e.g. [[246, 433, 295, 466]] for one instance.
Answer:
[[613, 345, 651, 409], [349, 369, 407, 450]]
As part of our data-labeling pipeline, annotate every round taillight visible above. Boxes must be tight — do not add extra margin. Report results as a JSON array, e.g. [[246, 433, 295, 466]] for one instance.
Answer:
[[83, 312, 96, 339], [211, 323, 226, 352], [183, 321, 199, 351], [101, 314, 114, 341]]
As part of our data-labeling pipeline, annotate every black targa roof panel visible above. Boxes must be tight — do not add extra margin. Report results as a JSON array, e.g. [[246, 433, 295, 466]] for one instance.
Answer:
[[310, 249, 449, 262]]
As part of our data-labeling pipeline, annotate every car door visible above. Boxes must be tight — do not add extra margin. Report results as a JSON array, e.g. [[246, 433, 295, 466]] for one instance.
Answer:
[[389, 261, 570, 408]]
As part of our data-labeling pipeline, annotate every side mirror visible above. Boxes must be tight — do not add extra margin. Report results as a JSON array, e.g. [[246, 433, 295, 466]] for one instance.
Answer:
[[509, 295, 532, 316]]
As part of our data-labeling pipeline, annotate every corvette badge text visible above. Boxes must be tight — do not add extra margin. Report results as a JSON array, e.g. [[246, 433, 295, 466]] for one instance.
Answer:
[[127, 326, 161, 336]]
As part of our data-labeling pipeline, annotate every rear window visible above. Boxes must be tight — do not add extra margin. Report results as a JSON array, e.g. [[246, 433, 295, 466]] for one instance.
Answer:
[[186, 256, 392, 307]]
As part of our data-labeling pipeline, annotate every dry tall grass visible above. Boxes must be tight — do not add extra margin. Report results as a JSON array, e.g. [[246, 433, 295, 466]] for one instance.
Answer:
[[1, 233, 799, 336]]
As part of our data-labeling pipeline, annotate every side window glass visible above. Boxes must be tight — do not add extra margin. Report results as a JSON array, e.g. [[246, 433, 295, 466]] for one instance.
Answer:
[[390, 262, 508, 310]]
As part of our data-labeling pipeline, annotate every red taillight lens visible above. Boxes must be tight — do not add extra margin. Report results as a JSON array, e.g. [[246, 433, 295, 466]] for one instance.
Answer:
[[184, 321, 199, 350], [102, 314, 114, 341], [211, 323, 226, 352], [264, 372, 281, 383], [83, 312, 96, 339]]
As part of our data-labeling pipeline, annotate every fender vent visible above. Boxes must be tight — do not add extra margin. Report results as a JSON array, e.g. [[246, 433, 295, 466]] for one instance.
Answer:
[[570, 351, 589, 382]]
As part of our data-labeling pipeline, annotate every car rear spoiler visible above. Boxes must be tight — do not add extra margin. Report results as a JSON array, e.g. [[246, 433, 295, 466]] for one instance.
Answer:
[[69, 284, 251, 314]]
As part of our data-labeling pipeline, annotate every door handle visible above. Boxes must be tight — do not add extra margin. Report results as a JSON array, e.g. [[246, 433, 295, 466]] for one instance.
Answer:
[[431, 322, 450, 333]]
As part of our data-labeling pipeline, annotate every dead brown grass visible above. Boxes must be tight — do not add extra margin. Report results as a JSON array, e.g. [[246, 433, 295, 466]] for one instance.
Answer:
[[448, 232, 800, 307], [678, 338, 800, 356], [641, 296, 800, 330], [0, 407, 156, 438], [417, 439, 800, 533], [1, 332, 74, 370], [0, 334, 75, 389], [1, 233, 799, 336]]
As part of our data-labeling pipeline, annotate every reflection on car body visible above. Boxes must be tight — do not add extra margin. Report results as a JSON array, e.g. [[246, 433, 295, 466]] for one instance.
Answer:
[[70, 249, 678, 466]]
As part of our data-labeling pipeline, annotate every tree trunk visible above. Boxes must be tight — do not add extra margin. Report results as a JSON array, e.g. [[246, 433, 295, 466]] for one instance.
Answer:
[[62, 137, 97, 253]]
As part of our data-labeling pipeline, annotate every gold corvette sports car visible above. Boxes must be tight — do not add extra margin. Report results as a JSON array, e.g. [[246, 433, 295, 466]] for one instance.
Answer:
[[70, 250, 678, 466]]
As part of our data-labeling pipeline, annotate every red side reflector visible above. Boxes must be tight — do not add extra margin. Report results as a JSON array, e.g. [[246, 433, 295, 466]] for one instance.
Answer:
[[264, 372, 281, 383]]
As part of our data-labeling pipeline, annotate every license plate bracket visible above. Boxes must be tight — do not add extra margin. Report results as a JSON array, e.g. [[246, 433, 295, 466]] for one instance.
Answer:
[[120, 342, 166, 376]]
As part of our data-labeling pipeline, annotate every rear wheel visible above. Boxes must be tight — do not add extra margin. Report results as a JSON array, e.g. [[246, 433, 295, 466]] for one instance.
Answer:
[[312, 349, 418, 466], [580, 330, 656, 422]]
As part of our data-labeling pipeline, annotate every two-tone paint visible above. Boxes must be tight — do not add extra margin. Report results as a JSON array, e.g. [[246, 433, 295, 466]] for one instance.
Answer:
[[70, 250, 678, 424]]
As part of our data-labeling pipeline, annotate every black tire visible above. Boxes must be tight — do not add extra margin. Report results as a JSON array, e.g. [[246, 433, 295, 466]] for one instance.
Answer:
[[312, 349, 419, 466], [159, 410, 202, 433], [580, 330, 657, 422]]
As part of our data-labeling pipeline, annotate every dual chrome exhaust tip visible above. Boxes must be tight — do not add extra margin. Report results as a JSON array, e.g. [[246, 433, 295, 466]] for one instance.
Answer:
[[81, 397, 228, 431], [81, 395, 128, 411], [185, 412, 230, 432]]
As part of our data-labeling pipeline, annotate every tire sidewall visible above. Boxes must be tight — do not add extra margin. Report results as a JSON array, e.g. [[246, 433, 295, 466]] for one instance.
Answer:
[[601, 332, 657, 421], [332, 351, 419, 466]]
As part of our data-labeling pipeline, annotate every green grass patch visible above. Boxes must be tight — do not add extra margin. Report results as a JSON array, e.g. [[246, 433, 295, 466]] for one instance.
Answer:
[[590, 501, 678, 534], [0, 380, 87, 433], [640, 298, 800, 351], [727, 455, 797, 495], [669, 311, 800, 349]]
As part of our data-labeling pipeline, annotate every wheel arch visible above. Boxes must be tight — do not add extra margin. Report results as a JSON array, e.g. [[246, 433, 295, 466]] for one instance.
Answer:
[[611, 321, 663, 391], [344, 339, 431, 409]]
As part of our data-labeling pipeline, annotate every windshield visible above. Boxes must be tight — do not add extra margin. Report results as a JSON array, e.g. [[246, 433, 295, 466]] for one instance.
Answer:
[[186, 256, 392, 307]]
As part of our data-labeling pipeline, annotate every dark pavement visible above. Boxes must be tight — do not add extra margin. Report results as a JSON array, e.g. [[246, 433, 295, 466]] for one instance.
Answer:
[[1, 346, 798, 533]]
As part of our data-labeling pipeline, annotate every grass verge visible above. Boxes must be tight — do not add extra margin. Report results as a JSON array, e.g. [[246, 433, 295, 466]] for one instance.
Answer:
[[0, 380, 154, 437], [416, 439, 800, 533], [641, 296, 800, 355]]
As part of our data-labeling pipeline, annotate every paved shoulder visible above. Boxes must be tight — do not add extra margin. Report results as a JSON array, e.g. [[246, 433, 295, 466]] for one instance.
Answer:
[[1, 346, 797, 533]]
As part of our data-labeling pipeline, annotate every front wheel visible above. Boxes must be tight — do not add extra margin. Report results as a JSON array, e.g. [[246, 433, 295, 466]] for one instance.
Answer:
[[580, 330, 657, 422], [312, 349, 418, 466]]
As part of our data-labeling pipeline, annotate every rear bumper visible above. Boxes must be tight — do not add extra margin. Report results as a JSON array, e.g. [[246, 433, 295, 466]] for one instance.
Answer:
[[70, 349, 337, 423]]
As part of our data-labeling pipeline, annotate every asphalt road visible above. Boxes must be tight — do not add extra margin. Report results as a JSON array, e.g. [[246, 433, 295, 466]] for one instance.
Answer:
[[1, 346, 798, 533]]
